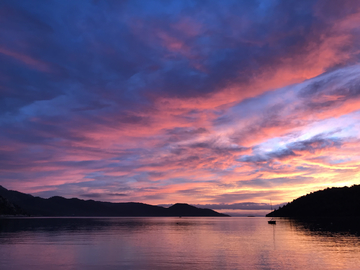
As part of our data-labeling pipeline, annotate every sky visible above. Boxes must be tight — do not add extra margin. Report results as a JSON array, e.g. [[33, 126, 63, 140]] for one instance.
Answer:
[[1, 0, 360, 216]]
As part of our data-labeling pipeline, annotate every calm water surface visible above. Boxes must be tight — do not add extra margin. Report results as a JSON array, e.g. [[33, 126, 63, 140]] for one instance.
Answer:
[[0, 217, 359, 269]]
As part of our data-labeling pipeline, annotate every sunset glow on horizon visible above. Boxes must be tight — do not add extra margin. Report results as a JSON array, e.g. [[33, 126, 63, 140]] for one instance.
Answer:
[[1, 0, 360, 215]]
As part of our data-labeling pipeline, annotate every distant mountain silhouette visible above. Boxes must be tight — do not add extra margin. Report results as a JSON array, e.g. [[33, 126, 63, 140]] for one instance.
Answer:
[[267, 185, 360, 217], [168, 203, 226, 217], [0, 185, 228, 217]]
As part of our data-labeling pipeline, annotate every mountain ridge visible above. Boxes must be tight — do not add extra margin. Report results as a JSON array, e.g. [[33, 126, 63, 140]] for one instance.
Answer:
[[0, 185, 229, 217]]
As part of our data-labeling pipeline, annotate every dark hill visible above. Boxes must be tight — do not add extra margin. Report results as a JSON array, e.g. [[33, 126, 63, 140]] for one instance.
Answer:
[[168, 203, 224, 217], [266, 185, 360, 217], [0, 185, 228, 217]]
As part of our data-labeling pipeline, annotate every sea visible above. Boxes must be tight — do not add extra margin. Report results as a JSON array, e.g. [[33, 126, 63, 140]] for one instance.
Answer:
[[0, 217, 359, 270]]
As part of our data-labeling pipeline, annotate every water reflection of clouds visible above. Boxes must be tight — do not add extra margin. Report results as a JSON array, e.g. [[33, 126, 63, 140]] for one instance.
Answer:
[[1, 217, 360, 269]]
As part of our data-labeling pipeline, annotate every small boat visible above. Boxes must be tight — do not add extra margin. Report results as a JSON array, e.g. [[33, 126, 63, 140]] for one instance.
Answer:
[[268, 219, 276, 225], [268, 199, 276, 225]]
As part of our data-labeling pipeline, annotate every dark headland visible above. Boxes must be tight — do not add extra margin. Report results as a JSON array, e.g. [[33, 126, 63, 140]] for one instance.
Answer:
[[266, 185, 360, 234], [266, 185, 360, 218], [0, 185, 228, 217]]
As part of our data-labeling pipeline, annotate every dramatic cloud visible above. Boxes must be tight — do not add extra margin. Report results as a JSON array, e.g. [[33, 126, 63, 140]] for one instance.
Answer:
[[1, 0, 360, 214]]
